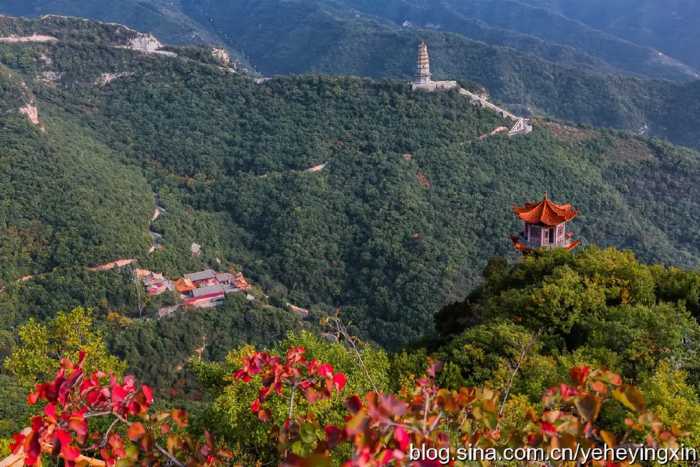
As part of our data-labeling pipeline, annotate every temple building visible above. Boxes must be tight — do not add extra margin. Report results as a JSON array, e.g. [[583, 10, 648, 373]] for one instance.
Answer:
[[511, 194, 581, 253], [412, 41, 458, 92]]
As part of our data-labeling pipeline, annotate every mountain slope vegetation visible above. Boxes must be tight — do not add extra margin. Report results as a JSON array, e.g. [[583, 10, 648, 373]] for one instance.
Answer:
[[2, 1, 700, 151], [0, 66, 153, 284], [1, 17, 699, 353]]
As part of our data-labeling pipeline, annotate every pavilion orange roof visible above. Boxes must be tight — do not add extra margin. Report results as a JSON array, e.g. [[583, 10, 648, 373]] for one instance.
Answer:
[[513, 194, 577, 227]]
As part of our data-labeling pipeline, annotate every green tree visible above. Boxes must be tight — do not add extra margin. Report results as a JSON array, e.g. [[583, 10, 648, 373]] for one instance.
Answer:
[[642, 361, 700, 446], [3, 307, 126, 387]]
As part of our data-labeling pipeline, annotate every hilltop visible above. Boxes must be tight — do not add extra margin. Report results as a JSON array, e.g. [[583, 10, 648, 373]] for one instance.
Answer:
[[0, 16, 699, 359]]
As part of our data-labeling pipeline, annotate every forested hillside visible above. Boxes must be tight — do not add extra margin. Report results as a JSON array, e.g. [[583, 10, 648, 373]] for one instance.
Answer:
[[2, 1, 700, 151], [0, 69, 153, 284], [1, 16, 700, 354]]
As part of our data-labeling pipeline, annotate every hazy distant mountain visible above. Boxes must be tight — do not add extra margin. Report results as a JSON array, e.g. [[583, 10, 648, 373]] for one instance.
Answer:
[[0, 0, 215, 44], [326, 0, 699, 81], [2, 0, 698, 81], [517, 0, 700, 70]]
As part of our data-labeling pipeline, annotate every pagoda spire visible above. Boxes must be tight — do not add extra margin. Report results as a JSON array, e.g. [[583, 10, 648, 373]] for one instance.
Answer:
[[416, 41, 431, 85]]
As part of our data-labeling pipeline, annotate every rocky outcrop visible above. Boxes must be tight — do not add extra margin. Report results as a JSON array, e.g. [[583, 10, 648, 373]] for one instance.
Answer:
[[128, 33, 162, 53], [19, 102, 40, 126], [211, 47, 231, 66], [39, 71, 62, 85], [117, 33, 176, 56], [95, 72, 132, 87], [304, 162, 327, 173]]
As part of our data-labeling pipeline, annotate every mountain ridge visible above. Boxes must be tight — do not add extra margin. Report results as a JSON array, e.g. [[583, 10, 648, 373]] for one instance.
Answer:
[[323, 0, 699, 80], [3, 1, 699, 152]]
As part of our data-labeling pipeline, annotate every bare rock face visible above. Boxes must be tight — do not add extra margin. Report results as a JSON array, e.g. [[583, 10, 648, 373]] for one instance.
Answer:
[[114, 33, 176, 57], [211, 47, 231, 66], [95, 72, 132, 87], [128, 33, 163, 53], [39, 71, 62, 86], [305, 162, 327, 173], [19, 102, 40, 126]]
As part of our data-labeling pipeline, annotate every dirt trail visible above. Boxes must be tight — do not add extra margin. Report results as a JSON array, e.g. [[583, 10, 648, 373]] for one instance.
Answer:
[[0, 34, 57, 43]]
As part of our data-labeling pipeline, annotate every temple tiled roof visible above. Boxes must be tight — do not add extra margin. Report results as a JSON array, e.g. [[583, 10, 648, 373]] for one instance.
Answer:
[[184, 269, 216, 282], [513, 194, 577, 226]]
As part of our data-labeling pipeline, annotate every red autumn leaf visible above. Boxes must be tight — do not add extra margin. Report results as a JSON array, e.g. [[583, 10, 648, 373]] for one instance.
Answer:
[[559, 384, 577, 399], [128, 422, 147, 441], [286, 346, 306, 365], [26, 432, 42, 466], [346, 395, 363, 414], [111, 384, 128, 409], [233, 369, 251, 382], [55, 429, 72, 446], [324, 425, 345, 449], [380, 449, 396, 464], [68, 414, 88, 437], [142, 384, 154, 405], [9, 433, 25, 454], [333, 373, 347, 391], [44, 402, 57, 421], [526, 433, 539, 446], [30, 416, 42, 432], [541, 421, 557, 437], [108, 433, 126, 458], [304, 387, 321, 403], [394, 426, 410, 451], [171, 408, 189, 428], [61, 444, 81, 461], [257, 408, 271, 422], [570, 366, 591, 386], [590, 381, 607, 394], [27, 391, 39, 405], [318, 363, 334, 378]]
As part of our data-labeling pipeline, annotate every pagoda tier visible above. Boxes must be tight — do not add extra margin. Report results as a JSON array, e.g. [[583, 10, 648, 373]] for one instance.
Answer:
[[415, 41, 431, 85], [511, 194, 580, 253]]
